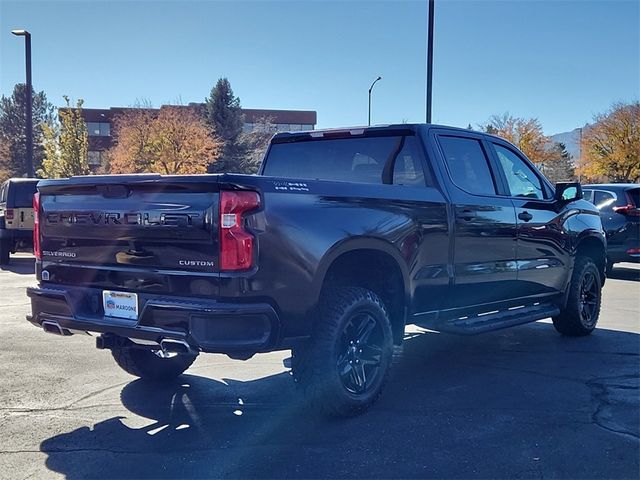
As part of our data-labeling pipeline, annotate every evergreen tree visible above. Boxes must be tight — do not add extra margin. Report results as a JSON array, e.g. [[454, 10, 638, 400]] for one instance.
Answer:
[[39, 97, 90, 178], [0, 136, 11, 182], [0, 84, 54, 177], [543, 142, 575, 183], [238, 116, 276, 174], [203, 78, 246, 173]]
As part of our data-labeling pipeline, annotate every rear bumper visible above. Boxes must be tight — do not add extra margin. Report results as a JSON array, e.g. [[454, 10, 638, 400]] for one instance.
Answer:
[[607, 244, 640, 264], [27, 284, 281, 355]]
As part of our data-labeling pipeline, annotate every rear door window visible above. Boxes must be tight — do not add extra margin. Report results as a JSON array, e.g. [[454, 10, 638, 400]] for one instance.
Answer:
[[438, 136, 497, 195], [594, 190, 616, 211], [582, 189, 594, 203]]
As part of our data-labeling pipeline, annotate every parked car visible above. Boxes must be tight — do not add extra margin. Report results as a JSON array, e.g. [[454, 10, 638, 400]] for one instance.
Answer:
[[26, 124, 606, 416], [0, 178, 39, 265], [582, 183, 639, 272]]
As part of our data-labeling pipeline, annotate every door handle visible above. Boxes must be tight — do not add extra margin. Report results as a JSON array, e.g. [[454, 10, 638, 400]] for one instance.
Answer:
[[518, 211, 533, 222], [457, 210, 475, 221]]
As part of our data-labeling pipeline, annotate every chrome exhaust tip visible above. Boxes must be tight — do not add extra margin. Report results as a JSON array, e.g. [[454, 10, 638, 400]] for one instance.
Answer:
[[160, 338, 194, 355], [42, 320, 72, 336]]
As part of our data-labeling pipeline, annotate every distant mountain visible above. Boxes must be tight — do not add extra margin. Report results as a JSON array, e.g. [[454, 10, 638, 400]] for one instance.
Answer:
[[550, 128, 583, 161]]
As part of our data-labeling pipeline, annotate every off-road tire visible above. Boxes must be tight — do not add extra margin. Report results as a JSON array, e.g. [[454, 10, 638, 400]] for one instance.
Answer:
[[553, 256, 602, 336], [292, 287, 394, 417], [111, 347, 197, 381], [0, 240, 10, 266]]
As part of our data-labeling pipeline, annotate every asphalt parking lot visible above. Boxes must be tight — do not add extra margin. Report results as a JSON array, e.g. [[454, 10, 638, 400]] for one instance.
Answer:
[[0, 255, 638, 479]]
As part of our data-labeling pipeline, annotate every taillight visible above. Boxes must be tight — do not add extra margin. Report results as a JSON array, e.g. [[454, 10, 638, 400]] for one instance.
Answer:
[[613, 205, 640, 216], [5, 208, 14, 220], [219, 190, 260, 271], [33, 192, 41, 260]]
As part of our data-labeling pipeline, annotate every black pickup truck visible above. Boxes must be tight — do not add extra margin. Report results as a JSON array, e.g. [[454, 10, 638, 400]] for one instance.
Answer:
[[27, 124, 606, 416]]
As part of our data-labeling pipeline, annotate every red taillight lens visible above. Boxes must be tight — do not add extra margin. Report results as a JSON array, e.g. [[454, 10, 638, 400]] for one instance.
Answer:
[[219, 190, 260, 271], [613, 205, 640, 216], [5, 208, 14, 220], [627, 248, 640, 256], [33, 192, 41, 260]]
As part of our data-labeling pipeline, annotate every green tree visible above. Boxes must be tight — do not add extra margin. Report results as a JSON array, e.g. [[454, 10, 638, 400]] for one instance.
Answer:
[[203, 78, 245, 173], [0, 84, 54, 177], [238, 116, 276, 174], [542, 142, 575, 183], [39, 97, 90, 178], [0, 136, 12, 182]]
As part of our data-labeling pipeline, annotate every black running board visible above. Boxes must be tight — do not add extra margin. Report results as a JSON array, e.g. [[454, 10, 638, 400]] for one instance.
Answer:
[[419, 303, 560, 335]]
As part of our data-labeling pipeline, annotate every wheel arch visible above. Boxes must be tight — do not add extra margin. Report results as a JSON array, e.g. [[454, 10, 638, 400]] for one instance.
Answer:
[[312, 238, 411, 345], [574, 233, 607, 283]]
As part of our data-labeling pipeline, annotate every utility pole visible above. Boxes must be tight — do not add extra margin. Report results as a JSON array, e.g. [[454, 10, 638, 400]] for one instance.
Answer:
[[12, 30, 34, 177], [426, 0, 435, 123]]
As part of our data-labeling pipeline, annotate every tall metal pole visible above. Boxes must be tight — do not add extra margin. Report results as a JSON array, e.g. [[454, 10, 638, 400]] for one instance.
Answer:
[[12, 30, 33, 177], [426, 0, 435, 123], [368, 76, 382, 126]]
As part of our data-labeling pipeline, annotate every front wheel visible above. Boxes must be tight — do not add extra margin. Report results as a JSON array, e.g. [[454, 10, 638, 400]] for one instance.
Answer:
[[111, 347, 198, 381], [292, 287, 394, 417], [553, 257, 602, 336]]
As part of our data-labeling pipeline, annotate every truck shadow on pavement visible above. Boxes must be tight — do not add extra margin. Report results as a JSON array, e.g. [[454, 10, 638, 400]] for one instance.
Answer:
[[40, 323, 639, 479], [0, 256, 35, 275]]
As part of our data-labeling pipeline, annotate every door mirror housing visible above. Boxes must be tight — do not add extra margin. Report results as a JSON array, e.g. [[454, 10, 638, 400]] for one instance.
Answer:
[[555, 182, 583, 203]]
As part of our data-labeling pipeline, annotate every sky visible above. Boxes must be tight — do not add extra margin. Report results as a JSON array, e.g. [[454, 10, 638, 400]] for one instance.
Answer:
[[0, 0, 638, 135]]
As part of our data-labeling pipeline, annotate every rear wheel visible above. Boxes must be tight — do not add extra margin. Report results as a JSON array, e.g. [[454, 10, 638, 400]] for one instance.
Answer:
[[111, 347, 197, 381], [292, 287, 394, 417], [0, 240, 10, 265], [553, 257, 602, 336]]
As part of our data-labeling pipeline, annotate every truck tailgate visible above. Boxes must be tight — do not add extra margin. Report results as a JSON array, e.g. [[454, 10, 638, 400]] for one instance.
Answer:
[[37, 175, 222, 294]]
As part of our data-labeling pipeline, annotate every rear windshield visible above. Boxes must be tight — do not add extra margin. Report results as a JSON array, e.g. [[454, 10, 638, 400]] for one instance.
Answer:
[[12, 182, 38, 208], [627, 188, 640, 207], [263, 135, 430, 186]]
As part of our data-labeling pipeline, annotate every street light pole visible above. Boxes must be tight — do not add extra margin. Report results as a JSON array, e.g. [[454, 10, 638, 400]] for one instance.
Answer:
[[426, 0, 435, 123], [368, 76, 382, 126], [11, 29, 33, 178]]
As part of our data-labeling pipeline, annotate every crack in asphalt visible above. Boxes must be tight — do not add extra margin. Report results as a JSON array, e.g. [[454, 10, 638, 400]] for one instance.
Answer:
[[469, 362, 588, 383], [587, 374, 640, 441]]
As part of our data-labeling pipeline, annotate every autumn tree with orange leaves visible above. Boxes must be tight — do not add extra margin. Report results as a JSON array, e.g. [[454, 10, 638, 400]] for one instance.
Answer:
[[108, 105, 220, 174], [577, 102, 640, 183], [482, 113, 575, 182], [483, 114, 556, 166]]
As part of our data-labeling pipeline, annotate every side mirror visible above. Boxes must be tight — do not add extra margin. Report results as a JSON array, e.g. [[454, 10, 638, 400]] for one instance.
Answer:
[[555, 182, 583, 203]]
